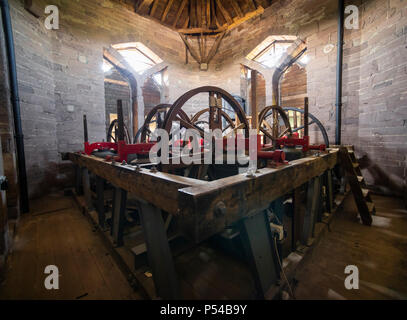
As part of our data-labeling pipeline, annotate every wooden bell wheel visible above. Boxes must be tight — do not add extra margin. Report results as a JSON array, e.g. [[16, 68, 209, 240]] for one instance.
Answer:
[[258, 105, 293, 145], [163, 86, 250, 140], [190, 107, 236, 136], [107, 119, 131, 144]]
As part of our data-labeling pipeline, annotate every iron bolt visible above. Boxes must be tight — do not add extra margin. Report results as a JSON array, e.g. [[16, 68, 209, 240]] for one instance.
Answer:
[[214, 201, 227, 218]]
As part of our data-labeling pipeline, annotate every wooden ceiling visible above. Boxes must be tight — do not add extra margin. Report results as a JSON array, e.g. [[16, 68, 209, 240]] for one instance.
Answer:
[[134, 0, 273, 35]]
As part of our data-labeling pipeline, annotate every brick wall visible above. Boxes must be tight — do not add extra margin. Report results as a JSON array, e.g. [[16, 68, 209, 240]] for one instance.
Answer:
[[8, 0, 187, 198], [142, 76, 161, 115], [281, 64, 307, 109], [3, 0, 406, 197], [214, 0, 407, 195], [104, 71, 130, 136]]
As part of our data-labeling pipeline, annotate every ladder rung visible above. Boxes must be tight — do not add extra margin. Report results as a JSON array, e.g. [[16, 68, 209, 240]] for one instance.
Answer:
[[357, 176, 364, 183], [353, 162, 360, 169]]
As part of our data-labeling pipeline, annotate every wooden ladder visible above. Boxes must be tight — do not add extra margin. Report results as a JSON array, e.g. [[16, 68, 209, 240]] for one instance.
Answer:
[[339, 146, 375, 226]]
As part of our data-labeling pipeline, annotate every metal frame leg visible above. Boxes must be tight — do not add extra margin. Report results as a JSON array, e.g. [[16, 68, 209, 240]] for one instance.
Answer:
[[139, 202, 180, 299]]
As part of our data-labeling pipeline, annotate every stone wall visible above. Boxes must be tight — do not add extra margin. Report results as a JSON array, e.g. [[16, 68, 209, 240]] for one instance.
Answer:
[[8, 0, 187, 198], [104, 70, 130, 137], [3, 0, 406, 198], [214, 0, 407, 195]]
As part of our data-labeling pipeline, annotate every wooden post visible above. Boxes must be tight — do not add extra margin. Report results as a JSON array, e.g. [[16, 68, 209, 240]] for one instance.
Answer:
[[81, 168, 93, 210], [239, 210, 279, 298], [251, 69, 258, 131], [292, 187, 304, 251], [304, 97, 309, 137], [111, 187, 127, 247], [326, 169, 334, 213], [301, 176, 320, 245], [139, 202, 180, 299], [75, 165, 83, 195], [95, 176, 105, 229]]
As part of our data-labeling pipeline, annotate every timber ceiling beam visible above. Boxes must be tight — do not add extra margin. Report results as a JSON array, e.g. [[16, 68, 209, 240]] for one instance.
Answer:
[[215, 0, 232, 25], [172, 0, 188, 27], [161, 0, 175, 22], [230, 0, 243, 18], [136, 0, 154, 14], [150, 0, 160, 17]]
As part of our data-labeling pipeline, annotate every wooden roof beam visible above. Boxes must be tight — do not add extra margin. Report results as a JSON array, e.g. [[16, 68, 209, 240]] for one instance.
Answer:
[[161, 0, 175, 21], [215, 0, 232, 25], [172, 0, 188, 27], [230, 0, 243, 18], [136, 0, 154, 14], [150, 0, 159, 17]]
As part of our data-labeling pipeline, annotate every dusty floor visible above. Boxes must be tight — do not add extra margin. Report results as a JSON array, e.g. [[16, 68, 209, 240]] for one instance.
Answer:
[[295, 194, 407, 299], [0, 192, 406, 300], [0, 193, 142, 300]]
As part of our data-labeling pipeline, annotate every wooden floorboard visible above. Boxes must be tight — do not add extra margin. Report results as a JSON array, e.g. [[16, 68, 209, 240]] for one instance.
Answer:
[[0, 193, 142, 300], [294, 195, 407, 300]]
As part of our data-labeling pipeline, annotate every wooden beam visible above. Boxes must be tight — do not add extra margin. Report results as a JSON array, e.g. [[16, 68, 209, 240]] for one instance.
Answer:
[[67, 153, 204, 215], [177, 26, 227, 34], [225, 6, 264, 31], [104, 78, 129, 86], [251, 69, 258, 131], [179, 33, 201, 64], [172, 0, 188, 27], [205, 31, 225, 63], [136, 0, 154, 14], [150, 0, 159, 17], [206, 0, 211, 27], [196, 0, 202, 28], [230, 0, 243, 18], [161, 0, 174, 22], [215, 0, 232, 24], [190, 0, 196, 27], [178, 150, 339, 242], [248, 0, 256, 11]]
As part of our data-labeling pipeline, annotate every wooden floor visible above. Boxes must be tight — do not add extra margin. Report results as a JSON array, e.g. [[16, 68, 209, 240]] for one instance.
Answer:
[[0, 193, 142, 300], [294, 194, 407, 299], [0, 192, 406, 300]]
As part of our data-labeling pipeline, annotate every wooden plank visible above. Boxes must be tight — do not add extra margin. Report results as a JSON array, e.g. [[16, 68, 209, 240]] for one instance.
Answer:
[[301, 176, 320, 245], [136, 0, 154, 14], [178, 150, 339, 243], [139, 202, 180, 299], [230, 0, 243, 17], [251, 69, 258, 131], [161, 0, 174, 22], [68, 153, 205, 215], [215, 0, 233, 24], [95, 176, 106, 229], [239, 211, 278, 298], [172, 0, 188, 27], [205, 31, 225, 63], [111, 188, 127, 247], [339, 147, 373, 226], [82, 168, 93, 210], [179, 33, 202, 63], [150, 0, 160, 17]]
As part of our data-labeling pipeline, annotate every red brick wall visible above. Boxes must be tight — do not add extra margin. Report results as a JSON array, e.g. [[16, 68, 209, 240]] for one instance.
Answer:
[[281, 64, 307, 108], [142, 77, 161, 115]]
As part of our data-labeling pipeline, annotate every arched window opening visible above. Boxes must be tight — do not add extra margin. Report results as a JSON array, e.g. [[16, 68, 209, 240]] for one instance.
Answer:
[[247, 35, 297, 68], [112, 42, 163, 74]]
